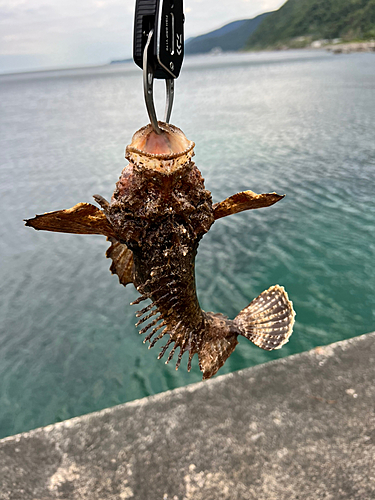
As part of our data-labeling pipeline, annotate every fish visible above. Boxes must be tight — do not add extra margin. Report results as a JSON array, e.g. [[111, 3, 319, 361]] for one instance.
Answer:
[[25, 122, 295, 380]]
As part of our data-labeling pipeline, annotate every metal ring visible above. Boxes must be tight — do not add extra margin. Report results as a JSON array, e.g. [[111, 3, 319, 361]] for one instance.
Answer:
[[143, 30, 174, 135]]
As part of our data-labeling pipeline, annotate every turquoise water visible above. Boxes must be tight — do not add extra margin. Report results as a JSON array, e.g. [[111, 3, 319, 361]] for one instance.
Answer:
[[0, 50, 374, 439]]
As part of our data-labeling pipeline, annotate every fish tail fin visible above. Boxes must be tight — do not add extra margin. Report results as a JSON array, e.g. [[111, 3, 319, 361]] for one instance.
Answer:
[[233, 285, 295, 350]]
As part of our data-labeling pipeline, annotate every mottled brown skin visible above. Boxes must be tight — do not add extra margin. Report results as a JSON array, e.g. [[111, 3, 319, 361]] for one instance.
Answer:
[[107, 143, 214, 370], [25, 122, 295, 379]]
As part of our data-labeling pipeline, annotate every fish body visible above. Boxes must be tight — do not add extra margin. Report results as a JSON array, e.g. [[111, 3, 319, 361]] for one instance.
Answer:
[[26, 123, 295, 379]]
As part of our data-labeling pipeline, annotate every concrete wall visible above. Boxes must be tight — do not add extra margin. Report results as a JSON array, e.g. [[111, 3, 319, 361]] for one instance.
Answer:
[[1, 332, 374, 499]]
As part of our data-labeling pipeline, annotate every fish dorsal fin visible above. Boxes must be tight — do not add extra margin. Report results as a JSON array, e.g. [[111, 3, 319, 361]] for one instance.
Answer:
[[106, 237, 134, 286], [234, 285, 295, 350]]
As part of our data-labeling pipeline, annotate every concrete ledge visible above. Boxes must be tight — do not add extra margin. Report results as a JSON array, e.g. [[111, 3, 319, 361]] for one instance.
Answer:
[[1, 332, 374, 499]]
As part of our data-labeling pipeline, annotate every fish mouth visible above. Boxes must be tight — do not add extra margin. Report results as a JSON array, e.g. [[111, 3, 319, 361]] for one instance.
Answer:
[[126, 122, 195, 160]]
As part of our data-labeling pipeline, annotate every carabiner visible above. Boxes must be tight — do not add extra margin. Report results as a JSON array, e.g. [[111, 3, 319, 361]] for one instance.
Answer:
[[143, 30, 175, 135]]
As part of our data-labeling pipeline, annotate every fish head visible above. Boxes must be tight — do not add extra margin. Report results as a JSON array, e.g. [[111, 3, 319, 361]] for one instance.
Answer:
[[110, 122, 213, 244]]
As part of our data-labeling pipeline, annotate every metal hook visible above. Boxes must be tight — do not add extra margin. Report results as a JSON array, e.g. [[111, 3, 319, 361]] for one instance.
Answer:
[[164, 79, 174, 124], [143, 30, 174, 135]]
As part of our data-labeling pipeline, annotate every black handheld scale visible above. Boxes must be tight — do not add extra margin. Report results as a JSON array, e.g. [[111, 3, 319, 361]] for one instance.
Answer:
[[133, 0, 184, 80]]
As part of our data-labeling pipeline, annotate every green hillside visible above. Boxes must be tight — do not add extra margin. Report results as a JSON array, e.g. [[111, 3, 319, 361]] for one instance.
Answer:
[[246, 0, 375, 49], [185, 13, 271, 54]]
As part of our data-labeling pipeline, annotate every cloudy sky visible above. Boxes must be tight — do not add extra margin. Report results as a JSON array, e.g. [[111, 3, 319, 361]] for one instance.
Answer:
[[0, 0, 285, 73]]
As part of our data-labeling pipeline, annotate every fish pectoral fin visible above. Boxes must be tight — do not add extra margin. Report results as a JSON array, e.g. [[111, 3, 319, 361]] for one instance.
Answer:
[[213, 190, 284, 220], [198, 313, 239, 380], [234, 285, 295, 351], [106, 237, 134, 286], [25, 202, 116, 237], [198, 335, 238, 380]]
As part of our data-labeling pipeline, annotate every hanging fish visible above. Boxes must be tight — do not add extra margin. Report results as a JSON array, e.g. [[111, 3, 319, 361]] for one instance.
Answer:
[[25, 123, 295, 379]]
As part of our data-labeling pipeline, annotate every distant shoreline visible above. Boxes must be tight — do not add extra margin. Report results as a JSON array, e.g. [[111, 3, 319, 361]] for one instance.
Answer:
[[0, 62, 109, 77], [2, 44, 374, 77], [244, 39, 375, 54], [325, 41, 375, 54]]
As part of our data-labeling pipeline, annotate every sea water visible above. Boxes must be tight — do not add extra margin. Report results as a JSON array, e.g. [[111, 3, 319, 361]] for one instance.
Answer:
[[0, 50, 374, 438]]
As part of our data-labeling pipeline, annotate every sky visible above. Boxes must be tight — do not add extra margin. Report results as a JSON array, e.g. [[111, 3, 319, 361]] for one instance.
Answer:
[[0, 0, 285, 73]]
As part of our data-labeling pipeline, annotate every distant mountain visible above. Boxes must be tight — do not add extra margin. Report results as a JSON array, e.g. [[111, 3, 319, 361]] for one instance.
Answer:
[[185, 13, 272, 55], [110, 58, 132, 64], [246, 0, 375, 49]]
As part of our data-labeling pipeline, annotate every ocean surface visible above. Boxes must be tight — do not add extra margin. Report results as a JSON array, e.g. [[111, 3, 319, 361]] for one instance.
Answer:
[[0, 50, 374, 439]]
